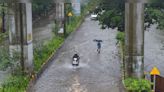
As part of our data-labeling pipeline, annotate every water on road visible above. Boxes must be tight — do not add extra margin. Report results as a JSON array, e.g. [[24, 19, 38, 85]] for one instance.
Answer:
[[31, 17, 125, 92], [145, 25, 164, 76]]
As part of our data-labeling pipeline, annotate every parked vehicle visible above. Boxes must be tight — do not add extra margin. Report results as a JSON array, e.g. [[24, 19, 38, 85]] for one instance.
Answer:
[[90, 13, 98, 20]]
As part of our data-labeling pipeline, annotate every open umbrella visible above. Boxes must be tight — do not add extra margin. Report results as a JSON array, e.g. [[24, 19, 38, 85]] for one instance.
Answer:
[[93, 39, 103, 42]]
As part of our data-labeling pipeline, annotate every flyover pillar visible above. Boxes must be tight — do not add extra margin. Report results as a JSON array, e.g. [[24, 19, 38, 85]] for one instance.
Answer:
[[55, 1, 65, 35], [125, 0, 145, 78], [8, 3, 19, 61], [9, 2, 33, 73]]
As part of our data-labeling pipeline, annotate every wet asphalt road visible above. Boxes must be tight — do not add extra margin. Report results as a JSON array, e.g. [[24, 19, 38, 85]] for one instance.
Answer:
[[31, 17, 124, 92], [144, 25, 164, 76]]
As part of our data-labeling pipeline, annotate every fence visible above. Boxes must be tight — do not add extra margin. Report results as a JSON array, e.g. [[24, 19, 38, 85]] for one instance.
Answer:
[[155, 75, 164, 92]]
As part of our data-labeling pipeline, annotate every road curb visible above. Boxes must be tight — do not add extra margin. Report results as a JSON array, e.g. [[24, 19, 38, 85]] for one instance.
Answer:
[[26, 15, 85, 92], [117, 41, 127, 92]]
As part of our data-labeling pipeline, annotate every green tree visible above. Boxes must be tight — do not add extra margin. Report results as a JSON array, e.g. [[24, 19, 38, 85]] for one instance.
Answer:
[[94, 0, 164, 31], [145, 2, 164, 29], [94, 0, 125, 31], [32, 0, 54, 19]]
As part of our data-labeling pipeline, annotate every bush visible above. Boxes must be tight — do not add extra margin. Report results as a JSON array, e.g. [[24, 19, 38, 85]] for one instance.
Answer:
[[116, 31, 125, 43], [124, 78, 152, 92], [52, 20, 59, 35], [32, 0, 54, 19], [0, 47, 20, 71], [0, 75, 30, 92], [0, 32, 8, 44], [0, 47, 10, 70], [34, 36, 64, 72]]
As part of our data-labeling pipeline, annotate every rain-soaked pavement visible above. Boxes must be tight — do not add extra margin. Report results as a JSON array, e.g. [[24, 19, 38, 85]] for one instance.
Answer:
[[144, 25, 164, 76], [31, 17, 125, 92]]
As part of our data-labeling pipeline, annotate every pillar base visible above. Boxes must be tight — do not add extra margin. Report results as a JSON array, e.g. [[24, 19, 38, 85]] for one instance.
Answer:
[[125, 56, 144, 78]]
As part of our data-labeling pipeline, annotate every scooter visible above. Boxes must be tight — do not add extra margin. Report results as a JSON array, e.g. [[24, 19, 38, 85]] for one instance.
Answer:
[[72, 57, 79, 66]]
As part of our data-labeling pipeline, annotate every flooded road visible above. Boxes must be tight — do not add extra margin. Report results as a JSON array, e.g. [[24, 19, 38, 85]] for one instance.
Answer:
[[31, 17, 125, 92], [144, 25, 164, 76]]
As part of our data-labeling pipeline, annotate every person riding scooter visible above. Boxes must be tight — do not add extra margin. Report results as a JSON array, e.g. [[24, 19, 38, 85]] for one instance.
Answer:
[[72, 53, 80, 66]]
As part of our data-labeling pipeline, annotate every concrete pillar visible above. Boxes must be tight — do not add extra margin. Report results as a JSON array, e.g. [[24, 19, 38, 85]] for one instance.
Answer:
[[24, 3, 33, 73], [125, 1, 145, 78], [8, 3, 21, 62], [8, 8, 16, 45], [56, 3, 65, 20], [55, 3, 65, 35], [13, 2, 33, 73]]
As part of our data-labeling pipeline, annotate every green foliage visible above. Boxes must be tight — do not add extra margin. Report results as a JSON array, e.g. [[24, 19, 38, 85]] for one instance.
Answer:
[[86, 0, 100, 13], [0, 47, 9, 70], [0, 32, 8, 43], [0, 47, 24, 92], [34, 36, 64, 72], [0, 46, 20, 71], [52, 20, 59, 35], [95, 0, 164, 31], [116, 32, 125, 63], [0, 3, 8, 13], [0, 75, 30, 92], [66, 16, 82, 34], [124, 78, 152, 92], [65, 3, 73, 15], [150, 0, 164, 5], [94, 0, 125, 31], [32, 0, 54, 19], [116, 31, 125, 43], [145, 3, 164, 29]]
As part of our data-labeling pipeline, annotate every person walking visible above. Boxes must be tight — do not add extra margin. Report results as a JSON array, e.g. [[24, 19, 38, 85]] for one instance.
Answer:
[[93, 39, 103, 54], [97, 42, 101, 54]]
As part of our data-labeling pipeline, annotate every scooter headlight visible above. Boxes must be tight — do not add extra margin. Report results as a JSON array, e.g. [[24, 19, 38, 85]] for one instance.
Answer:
[[73, 58, 77, 61]]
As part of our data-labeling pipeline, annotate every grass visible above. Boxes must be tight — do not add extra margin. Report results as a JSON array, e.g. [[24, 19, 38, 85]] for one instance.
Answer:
[[0, 75, 30, 92], [66, 16, 83, 34], [34, 36, 64, 72]]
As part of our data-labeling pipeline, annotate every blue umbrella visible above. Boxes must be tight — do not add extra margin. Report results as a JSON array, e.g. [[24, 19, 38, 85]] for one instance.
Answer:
[[93, 39, 103, 42]]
